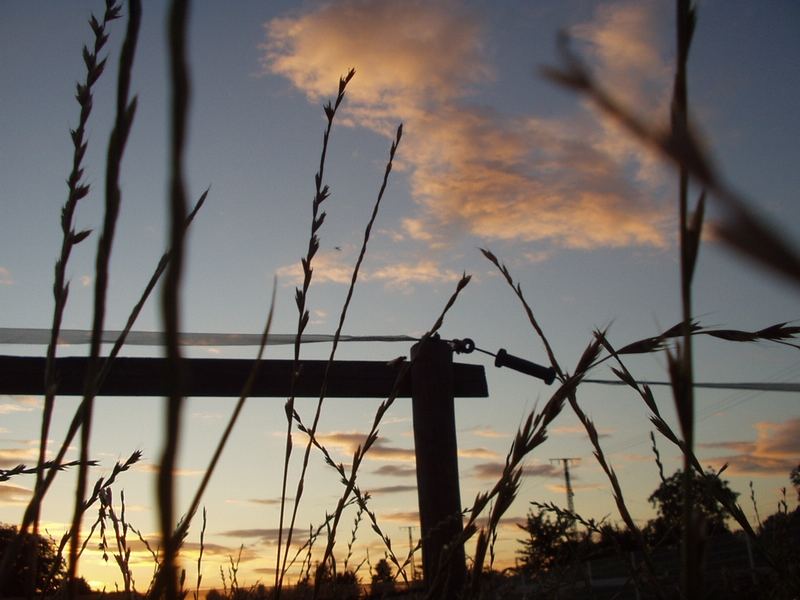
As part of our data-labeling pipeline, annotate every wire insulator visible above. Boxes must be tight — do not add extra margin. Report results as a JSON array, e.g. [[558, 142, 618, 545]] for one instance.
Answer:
[[450, 338, 475, 354], [495, 349, 556, 384]]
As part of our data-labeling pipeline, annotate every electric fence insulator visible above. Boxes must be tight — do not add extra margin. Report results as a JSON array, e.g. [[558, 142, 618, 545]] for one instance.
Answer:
[[494, 349, 556, 385]]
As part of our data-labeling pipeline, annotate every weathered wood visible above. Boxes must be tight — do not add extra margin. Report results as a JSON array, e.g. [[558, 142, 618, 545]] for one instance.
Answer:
[[411, 338, 467, 595], [0, 355, 488, 398]]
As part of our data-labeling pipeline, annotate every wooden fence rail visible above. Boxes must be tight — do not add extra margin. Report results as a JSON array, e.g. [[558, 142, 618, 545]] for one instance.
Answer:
[[0, 339, 486, 593]]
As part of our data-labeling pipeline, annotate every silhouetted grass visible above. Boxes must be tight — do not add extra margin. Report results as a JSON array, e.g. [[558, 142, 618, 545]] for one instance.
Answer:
[[5, 1, 800, 599]]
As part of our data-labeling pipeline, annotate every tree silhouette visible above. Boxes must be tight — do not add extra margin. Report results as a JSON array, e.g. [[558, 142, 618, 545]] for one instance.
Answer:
[[370, 558, 394, 596], [645, 469, 738, 544], [0, 523, 87, 596], [516, 508, 584, 577]]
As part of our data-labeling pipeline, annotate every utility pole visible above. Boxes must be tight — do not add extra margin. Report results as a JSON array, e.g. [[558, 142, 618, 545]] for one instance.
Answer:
[[550, 457, 580, 530], [401, 525, 418, 581]]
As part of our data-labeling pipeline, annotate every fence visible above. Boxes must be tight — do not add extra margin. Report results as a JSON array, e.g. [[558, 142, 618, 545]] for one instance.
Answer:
[[0, 335, 486, 592]]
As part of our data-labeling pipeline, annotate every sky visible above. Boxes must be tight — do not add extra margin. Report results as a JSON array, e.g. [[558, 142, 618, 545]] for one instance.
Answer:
[[1, 0, 799, 591]]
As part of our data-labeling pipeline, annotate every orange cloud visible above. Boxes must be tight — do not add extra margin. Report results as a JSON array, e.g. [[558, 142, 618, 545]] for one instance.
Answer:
[[276, 252, 461, 290], [0, 483, 30, 504], [368, 260, 462, 289], [263, 0, 489, 113], [461, 426, 507, 439], [458, 447, 499, 460], [0, 445, 39, 469], [316, 431, 416, 462], [0, 396, 40, 415], [380, 511, 420, 524], [572, 0, 672, 186], [263, 0, 672, 253], [0, 267, 13, 285], [698, 418, 800, 476], [276, 251, 354, 285]]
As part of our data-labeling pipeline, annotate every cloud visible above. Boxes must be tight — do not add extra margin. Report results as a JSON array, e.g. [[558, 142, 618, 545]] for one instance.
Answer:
[[217, 528, 283, 546], [698, 418, 800, 476], [177, 541, 241, 558], [571, 0, 673, 185], [372, 464, 416, 477], [380, 511, 420, 524], [0, 267, 13, 285], [365, 484, 418, 495], [368, 260, 462, 290], [527, 463, 565, 478], [0, 396, 40, 415], [263, 0, 489, 112], [552, 424, 613, 438], [276, 252, 354, 285], [458, 447, 499, 460], [572, 0, 671, 117], [406, 108, 669, 249], [0, 445, 39, 469], [461, 426, 507, 439], [0, 483, 31, 504], [276, 252, 461, 290], [263, 0, 673, 253], [316, 431, 415, 462], [230, 497, 293, 507], [470, 461, 562, 480]]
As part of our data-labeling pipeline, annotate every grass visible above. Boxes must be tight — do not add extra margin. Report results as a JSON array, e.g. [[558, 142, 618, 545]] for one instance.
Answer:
[[1, 0, 799, 599]]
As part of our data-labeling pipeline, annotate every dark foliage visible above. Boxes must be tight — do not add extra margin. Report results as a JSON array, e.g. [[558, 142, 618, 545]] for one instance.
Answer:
[[645, 468, 739, 545], [515, 509, 590, 578], [0, 522, 67, 596]]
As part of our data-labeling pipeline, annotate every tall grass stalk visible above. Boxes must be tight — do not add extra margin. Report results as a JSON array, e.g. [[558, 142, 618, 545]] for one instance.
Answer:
[[528, 0, 800, 593], [42, 452, 143, 596], [279, 123, 403, 595], [150, 284, 276, 599], [35, 0, 121, 552], [10, 0, 800, 596], [596, 328, 790, 581], [194, 507, 207, 600], [478, 259, 666, 597], [158, 0, 190, 598], [314, 275, 470, 599], [274, 68, 355, 595], [8, 181, 207, 593], [0, 2, 121, 594], [68, 2, 141, 595], [670, 2, 704, 595]]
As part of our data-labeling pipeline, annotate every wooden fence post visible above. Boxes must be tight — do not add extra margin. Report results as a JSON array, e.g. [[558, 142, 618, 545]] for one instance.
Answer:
[[411, 336, 467, 595]]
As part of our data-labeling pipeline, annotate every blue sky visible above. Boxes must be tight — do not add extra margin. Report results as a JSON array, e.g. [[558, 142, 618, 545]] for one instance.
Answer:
[[1, 0, 799, 590]]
